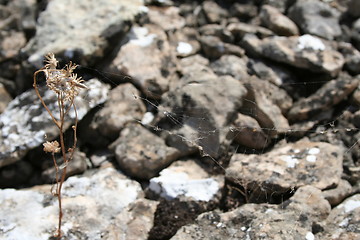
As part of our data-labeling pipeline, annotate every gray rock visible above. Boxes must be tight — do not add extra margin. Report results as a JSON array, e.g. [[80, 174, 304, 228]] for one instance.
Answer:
[[288, 0, 342, 40], [199, 35, 245, 59], [201, 1, 228, 24], [0, 167, 146, 239], [169, 27, 201, 57], [0, 30, 26, 62], [109, 123, 180, 179], [260, 5, 299, 36], [338, 41, 360, 75], [229, 113, 270, 150], [241, 77, 290, 137], [226, 139, 344, 199], [178, 54, 210, 77], [88, 83, 146, 142], [0, 79, 110, 168], [24, 0, 145, 67], [107, 24, 177, 99], [171, 185, 330, 240], [147, 6, 185, 31], [348, 0, 360, 17], [210, 54, 249, 81], [322, 179, 353, 206], [199, 24, 233, 42], [230, 3, 258, 21], [288, 73, 359, 122], [41, 150, 89, 183], [157, 70, 247, 158], [260, 34, 344, 77], [148, 159, 223, 201], [320, 194, 360, 239], [227, 22, 274, 40]]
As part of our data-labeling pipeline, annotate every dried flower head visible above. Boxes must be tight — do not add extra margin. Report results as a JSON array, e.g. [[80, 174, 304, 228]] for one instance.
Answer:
[[42, 53, 88, 101], [43, 141, 61, 153]]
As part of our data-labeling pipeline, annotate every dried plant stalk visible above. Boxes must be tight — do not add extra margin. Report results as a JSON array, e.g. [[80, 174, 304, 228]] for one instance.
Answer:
[[33, 53, 88, 239]]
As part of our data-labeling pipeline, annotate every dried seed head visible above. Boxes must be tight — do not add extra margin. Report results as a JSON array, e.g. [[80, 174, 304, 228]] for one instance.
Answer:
[[42, 53, 88, 101], [43, 141, 61, 153]]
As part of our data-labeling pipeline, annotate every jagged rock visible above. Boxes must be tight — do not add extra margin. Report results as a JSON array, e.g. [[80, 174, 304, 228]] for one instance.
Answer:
[[107, 24, 177, 99], [288, 73, 359, 122], [229, 113, 270, 150], [227, 22, 274, 40], [148, 159, 223, 201], [109, 123, 180, 179], [0, 168, 147, 239], [157, 69, 247, 158], [199, 24, 233, 42], [322, 179, 353, 206], [226, 140, 344, 199], [199, 35, 244, 59], [288, 0, 342, 40], [171, 185, 330, 240], [201, 1, 228, 24], [241, 78, 290, 137], [88, 83, 146, 143], [247, 59, 299, 97], [320, 194, 360, 239], [260, 5, 299, 36], [259, 34, 344, 77], [230, 2, 258, 21], [147, 6, 186, 31], [169, 27, 201, 57], [0, 79, 109, 168], [210, 54, 249, 81], [24, 0, 145, 67]]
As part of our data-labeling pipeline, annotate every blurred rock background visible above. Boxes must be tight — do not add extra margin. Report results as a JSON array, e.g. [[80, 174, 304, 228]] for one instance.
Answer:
[[1, 0, 360, 239]]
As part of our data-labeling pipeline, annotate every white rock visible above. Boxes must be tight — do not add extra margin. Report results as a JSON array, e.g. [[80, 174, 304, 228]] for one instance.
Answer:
[[297, 34, 326, 51]]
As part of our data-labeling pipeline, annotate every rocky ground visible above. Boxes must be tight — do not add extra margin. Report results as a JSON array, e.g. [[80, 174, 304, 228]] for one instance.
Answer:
[[1, 0, 360, 239]]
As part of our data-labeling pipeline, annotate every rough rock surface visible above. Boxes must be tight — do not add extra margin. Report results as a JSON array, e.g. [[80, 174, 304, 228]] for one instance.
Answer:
[[288, 0, 342, 40], [2, 0, 360, 239], [23, 0, 145, 67], [88, 83, 146, 143], [0, 168, 148, 239], [0, 79, 109, 168], [109, 123, 180, 179], [148, 159, 223, 201], [107, 24, 177, 99], [171, 186, 330, 240], [226, 140, 344, 198]]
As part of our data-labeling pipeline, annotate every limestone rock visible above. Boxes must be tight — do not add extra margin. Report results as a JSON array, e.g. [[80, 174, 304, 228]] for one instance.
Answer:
[[171, 185, 330, 240], [157, 70, 247, 158], [107, 24, 177, 99], [288, 0, 342, 40], [0, 168, 146, 239], [24, 0, 145, 67], [109, 123, 180, 179], [147, 6, 185, 31], [322, 179, 353, 206], [0, 79, 109, 168], [226, 140, 344, 198], [320, 194, 360, 239], [260, 5, 299, 36], [288, 73, 359, 122], [148, 159, 223, 201], [229, 113, 270, 150], [88, 83, 146, 143], [260, 34, 344, 77]]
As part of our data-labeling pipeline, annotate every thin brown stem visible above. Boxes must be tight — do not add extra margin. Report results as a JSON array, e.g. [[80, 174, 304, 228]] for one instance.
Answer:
[[33, 70, 60, 128]]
